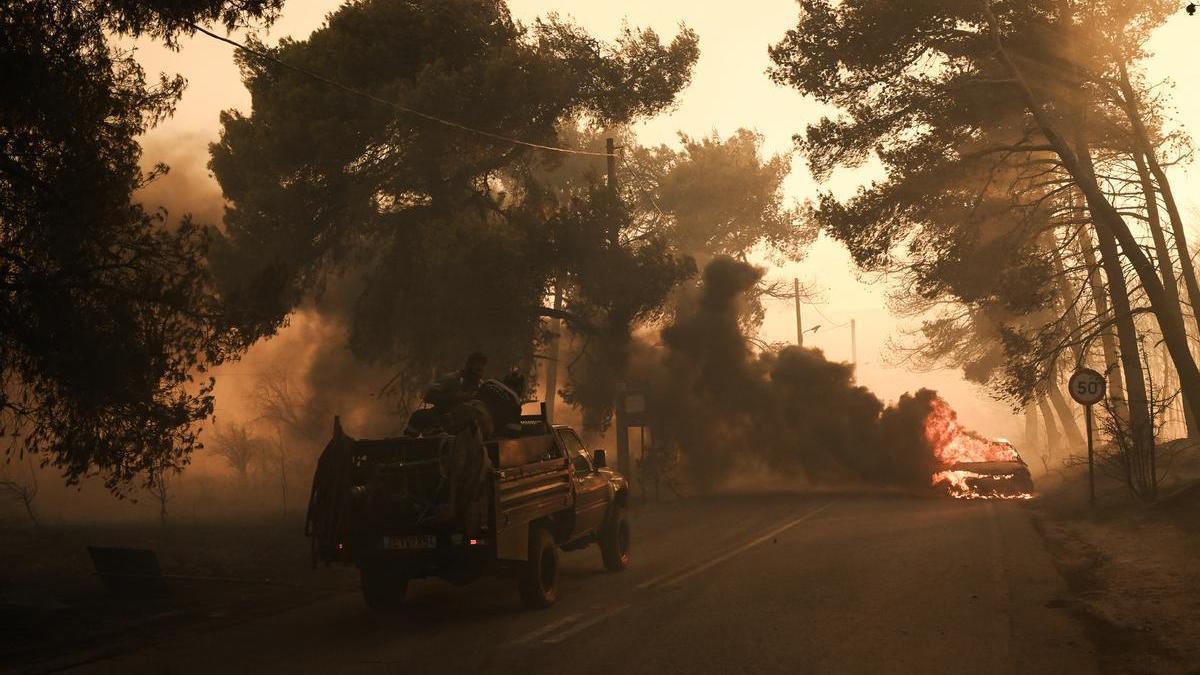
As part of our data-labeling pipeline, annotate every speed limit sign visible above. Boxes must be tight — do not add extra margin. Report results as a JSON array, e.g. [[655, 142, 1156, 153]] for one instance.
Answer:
[[1069, 368, 1106, 509], [1068, 368, 1106, 405]]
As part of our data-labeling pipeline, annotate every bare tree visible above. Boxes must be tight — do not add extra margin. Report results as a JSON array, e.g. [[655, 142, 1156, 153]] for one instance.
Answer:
[[0, 455, 39, 527], [209, 421, 262, 486], [252, 368, 308, 516], [267, 426, 288, 516], [145, 457, 176, 526], [252, 367, 312, 437]]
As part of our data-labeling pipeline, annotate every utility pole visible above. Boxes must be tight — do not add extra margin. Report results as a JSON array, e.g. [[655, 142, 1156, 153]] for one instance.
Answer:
[[606, 137, 619, 246], [544, 283, 562, 425], [607, 136, 630, 476], [851, 319, 858, 383], [794, 278, 803, 347]]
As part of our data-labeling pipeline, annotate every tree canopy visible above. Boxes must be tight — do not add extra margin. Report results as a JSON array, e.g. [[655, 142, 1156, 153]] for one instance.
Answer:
[[627, 129, 810, 262], [1, 0, 281, 493], [209, 0, 701, 384], [767, 0, 1187, 397]]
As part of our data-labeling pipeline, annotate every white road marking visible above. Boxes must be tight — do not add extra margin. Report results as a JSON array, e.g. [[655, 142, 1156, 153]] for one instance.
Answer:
[[542, 604, 630, 644], [637, 500, 837, 590], [514, 612, 583, 643], [517, 500, 835, 651]]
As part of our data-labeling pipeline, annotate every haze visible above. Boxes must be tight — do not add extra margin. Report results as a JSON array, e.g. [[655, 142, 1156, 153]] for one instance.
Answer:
[[5, 2, 1200, 672]]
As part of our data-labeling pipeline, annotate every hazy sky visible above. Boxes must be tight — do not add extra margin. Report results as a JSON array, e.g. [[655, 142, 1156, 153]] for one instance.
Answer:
[[129, 1, 1200, 439]]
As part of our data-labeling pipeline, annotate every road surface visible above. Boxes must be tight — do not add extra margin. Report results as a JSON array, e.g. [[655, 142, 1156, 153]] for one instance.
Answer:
[[67, 492, 1096, 674]]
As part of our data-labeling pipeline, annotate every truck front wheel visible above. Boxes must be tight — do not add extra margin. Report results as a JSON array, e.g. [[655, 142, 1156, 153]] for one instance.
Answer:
[[600, 506, 630, 572], [518, 526, 559, 609], [361, 563, 408, 610]]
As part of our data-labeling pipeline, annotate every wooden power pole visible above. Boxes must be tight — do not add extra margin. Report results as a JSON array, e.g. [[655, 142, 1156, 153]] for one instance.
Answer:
[[606, 137, 620, 246], [794, 278, 803, 347], [607, 137, 630, 476], [544, 284, 562, 425], [851, 319, 858, 383]]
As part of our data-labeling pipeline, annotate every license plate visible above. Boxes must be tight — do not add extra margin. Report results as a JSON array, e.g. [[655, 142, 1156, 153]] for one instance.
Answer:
[[382, 535, 437, 550]]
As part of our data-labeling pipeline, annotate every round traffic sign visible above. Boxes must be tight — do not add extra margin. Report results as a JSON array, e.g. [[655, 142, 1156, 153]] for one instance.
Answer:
[[1068, 368, 1106, 405]]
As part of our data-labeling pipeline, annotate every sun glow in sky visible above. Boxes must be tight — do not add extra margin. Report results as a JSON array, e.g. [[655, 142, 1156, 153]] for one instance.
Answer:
[[129, 1, 1200, 442]]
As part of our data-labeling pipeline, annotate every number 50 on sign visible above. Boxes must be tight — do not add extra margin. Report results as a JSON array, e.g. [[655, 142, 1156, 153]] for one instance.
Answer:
[[1068, 368, 1106, 406]]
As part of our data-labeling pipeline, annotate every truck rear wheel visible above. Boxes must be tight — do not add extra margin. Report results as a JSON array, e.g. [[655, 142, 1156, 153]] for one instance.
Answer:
[[518, 526, 559, 609], [600, 506, 631, 572], [361, 563, 408, 610]]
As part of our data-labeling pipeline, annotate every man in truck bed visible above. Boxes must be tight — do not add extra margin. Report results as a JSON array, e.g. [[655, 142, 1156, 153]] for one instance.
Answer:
[[306, 394, 630, 610], [404, 351, 491, 435]]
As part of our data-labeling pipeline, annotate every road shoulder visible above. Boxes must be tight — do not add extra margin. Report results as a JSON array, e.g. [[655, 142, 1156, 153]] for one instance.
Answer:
[[1029, 473, 1200, 673]]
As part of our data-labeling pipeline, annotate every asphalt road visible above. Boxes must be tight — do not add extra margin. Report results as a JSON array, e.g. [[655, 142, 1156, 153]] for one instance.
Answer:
[[68, 492, 1096, 674]]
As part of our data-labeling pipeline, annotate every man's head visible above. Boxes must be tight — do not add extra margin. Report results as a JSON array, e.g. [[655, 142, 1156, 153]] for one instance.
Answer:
[[501, 368, 526, 399], [463, 352, 488, 382]]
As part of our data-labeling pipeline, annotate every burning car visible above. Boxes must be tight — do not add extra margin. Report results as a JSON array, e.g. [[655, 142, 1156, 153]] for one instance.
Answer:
[[932, 450, 1035, 499], [924, 398, 1034, 499]]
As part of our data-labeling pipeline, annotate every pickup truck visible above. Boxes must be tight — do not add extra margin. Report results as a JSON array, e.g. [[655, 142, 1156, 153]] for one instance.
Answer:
[[305, 409, 630, 610]]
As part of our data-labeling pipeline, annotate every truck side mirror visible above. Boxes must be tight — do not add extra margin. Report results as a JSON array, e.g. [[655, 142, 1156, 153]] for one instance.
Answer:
[[592, 449, 606, 469]]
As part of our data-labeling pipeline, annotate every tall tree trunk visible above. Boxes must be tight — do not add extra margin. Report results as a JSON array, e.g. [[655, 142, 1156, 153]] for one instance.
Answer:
[[1076, 224, 1127, 403], [1046, 233, 1086, 447], [1069, 123, 1200, 440], [1116, 59, 1200, 342], [1025, 402, 1040, 451], [1090, 203, 1158, 488], [1036, 395, 1060, 459], [1133, 150, 1198, 437], [1153, 161, 1200, 337], [1134, 151, 1181, 298], [1049, 237, 1086, 368], [1047, 379, 1084, 448], [1161, 341, 1186, 439]]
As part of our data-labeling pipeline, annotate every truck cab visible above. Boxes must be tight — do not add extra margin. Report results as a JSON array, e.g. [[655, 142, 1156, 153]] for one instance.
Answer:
[[556, 426, 618, 540]]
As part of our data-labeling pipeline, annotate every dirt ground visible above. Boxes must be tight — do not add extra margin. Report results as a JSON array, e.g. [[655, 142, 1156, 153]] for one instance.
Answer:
[[0, 513, 359, 672], [1030, 444, 1200, 674], [0, 497, 685, 672]]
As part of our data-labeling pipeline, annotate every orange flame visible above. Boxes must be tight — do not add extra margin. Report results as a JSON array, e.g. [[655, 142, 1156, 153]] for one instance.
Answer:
[[924, 397, 1018, 467], [924, 397, 1028, 499], [930, 469, 1033, 500]]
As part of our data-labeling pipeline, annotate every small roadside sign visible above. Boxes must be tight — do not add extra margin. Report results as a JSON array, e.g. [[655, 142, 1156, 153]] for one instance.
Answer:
[[624, 393, 646, 414], [1068, 368, 1106, 406], [1067, 368, 1106, 509]]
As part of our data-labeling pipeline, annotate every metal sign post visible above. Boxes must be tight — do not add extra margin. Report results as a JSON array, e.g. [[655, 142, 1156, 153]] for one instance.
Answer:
[[615, 384, 647, 478], [1085, 404, 1094, 508], [1068, 368, 1106, 508]]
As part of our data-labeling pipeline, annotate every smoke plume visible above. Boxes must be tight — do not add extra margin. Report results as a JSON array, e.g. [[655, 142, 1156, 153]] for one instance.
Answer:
[[638, 256, 943, 490]]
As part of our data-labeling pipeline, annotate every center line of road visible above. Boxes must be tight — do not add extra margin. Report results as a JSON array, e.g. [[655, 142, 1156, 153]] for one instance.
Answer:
[[543, 605, 630, 644], [514, 612, 583, 643], [637, 500, 837, 590]]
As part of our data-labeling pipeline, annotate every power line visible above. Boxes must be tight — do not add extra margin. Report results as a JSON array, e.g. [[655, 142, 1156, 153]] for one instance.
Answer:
[[186, 22, 612, 158], [809, 301, 851, 329]]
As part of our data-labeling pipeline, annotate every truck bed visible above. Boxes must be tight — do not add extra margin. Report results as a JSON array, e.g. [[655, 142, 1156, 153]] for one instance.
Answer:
[[306, 420, 571, 568]]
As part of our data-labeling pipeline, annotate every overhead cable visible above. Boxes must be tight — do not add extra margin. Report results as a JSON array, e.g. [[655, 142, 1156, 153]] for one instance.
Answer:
[[187, 22, 612, 158]]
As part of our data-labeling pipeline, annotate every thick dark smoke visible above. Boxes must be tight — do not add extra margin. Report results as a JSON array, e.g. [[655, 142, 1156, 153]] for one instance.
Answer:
[[639, 256, 941, 490]]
